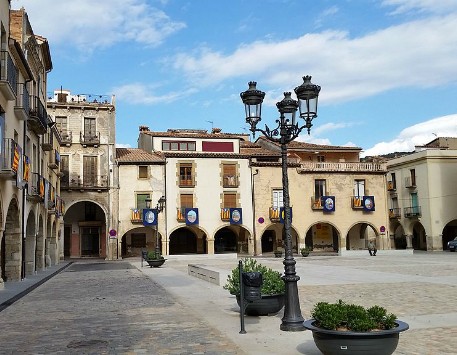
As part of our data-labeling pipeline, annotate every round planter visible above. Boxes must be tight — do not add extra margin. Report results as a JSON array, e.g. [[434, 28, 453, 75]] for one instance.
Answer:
[[236, 294, 285, 316], [274, 252, 283, 258], [303, 319, 409, 355], [146, 259, 166, 268], [301, 251, 310, 257]]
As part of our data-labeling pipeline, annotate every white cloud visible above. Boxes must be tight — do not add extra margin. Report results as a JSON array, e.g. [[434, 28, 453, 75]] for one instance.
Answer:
[[381, 0, 457, 15], [170, 13, 457, 105], [116, 143, 132, 148], [12, 0, 186, 51], [112, 82, 197, 104], [362, 114, 457, 157]]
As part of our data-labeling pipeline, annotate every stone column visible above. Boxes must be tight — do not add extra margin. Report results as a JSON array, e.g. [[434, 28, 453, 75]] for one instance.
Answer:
[[5, 231, 22, 281], [36, 234, 45, 270], [25, 235, 36, 275], [406, 234, 413, 249], [207, 238, 215, 255]]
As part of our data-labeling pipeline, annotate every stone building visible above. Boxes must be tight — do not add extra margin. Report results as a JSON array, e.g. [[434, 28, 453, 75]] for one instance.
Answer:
[[387, 137, 457, 251], [116, 147, 165, 258], [1, 3, 61, 284], [47, 90, 118, 259]]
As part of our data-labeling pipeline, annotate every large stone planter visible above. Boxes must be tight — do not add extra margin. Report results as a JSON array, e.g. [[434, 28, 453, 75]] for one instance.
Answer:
[[304, 319, 409, 355], [236, 294, 285, 316], [146, 259, 166, 268]]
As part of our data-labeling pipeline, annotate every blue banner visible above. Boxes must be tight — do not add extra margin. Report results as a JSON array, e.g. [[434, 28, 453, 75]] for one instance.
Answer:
[[230, 208, 242, 225], [363, 196, 375, 211], [279, 207, 292, 224], [143, 208, 158, 226], [185, 208, 199, 225], [322, 196, 335, 212]]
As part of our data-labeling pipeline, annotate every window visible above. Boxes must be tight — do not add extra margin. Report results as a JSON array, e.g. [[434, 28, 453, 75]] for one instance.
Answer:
[[222, 164, 237, 187], [180, 194, 193, 208], [136, 193, 151, 211], [202, 141, 234, 152], [162, 141, 196, 151], [179, 163, 194, 186], [84, 117, 96, 137], [223, 192, 237, 208], [354, 180, 365, 197], [391, 197, 399, 209], [60, 155, 69, 184], [83, 156, 97, 186], [317, 155, 325, 162], [410, 169, 416, 186], [314, 180, 326, 198], [272, 189, 283, 208], [131, 233, 146, 248], [391, 173, 396, 189], [55, 116, 68, 134], [138, 166, 148, 179]]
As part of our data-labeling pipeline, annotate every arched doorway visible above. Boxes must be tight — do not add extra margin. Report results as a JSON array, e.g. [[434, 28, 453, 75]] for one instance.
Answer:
[[214, 227, 236, 253], [4, 198, 21, 281], [25, 211, 36, 275], [260, 223, 299, 254], [63, 201, 107, 258], [307, 222, 339, 253], [412, 222, 426, 250], [391, 223, 407, 249], [169, 227, 198, 254], [120, 226, 159, 257], [346, 222, 376, 251], [442, 220, 457, 250]]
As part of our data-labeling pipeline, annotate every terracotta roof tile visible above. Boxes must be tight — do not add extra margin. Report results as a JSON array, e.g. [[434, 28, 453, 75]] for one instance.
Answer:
[[116, 148, 164, 164], [142, 130, 249, 140]]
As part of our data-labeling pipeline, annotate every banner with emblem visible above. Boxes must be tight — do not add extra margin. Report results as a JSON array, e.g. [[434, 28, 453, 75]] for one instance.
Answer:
[[322, 196, 335, 212], [185, 208, 199, 225], [229, 208, 242, 225], [362, 196, 375, 211]]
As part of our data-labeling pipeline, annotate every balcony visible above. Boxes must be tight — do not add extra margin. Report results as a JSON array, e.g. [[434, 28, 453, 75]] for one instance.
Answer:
[[297, 161, 386, 173], [80, 131, 100, 147], [389, 208, 401, 219], [27, 173, 44, 202], [59, 130, 72, 146], [47, 186, 56, 212], [387, 181, 396, 191], [131, 209, 143, 223], [41, 130, 54, 151], [351, 196, 363, 209], [29, 96, 49, 134], [311, 197, 323, 210], [404, 176, 416, 188], [404, 206, 421, 218], [14, 83, 29, 120], [48, 150, 60, 170], [179, 176, 195, 187], [61, 174, 108, 191], [0, 51, 17, 100], [223, 174, 238, 187], [0, 138, 20, 180]]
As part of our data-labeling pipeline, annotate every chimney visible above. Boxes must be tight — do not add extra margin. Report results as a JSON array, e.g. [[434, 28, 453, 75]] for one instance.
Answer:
[[139, 126, 150, 132], [212, 127, 222, 134]]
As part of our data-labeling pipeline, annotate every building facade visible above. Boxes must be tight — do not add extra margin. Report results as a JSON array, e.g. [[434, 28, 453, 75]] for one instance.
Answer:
[[1, 3, 62, 284], [47, 90, 118, 260], [387, 137, 457, 251]]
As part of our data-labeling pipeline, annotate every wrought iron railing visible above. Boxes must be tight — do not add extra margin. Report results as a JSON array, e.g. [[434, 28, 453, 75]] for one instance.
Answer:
[[404, 206, 421, 218], [80, 131, 100, 146], [0, 50, 17, 96], [389, 208, 401, 219], [14, 82, 29, 119], [298, 161, 386, 173], [60, 174, 108, 189]]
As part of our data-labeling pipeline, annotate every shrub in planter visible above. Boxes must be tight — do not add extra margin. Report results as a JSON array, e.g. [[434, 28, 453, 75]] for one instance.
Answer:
[[304, 300, 409, 355], [147, 250, 164, 260]]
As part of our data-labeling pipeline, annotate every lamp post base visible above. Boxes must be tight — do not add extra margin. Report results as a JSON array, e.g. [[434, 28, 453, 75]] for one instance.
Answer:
[[281, 261, 305, 332]]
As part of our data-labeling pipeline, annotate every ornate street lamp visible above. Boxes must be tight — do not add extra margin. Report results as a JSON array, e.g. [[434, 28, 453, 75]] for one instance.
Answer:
[[240, 76, 320, 331]]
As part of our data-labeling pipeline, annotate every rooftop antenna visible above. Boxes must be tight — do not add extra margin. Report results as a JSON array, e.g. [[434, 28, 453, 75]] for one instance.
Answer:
[[206, 120, 214, 130]]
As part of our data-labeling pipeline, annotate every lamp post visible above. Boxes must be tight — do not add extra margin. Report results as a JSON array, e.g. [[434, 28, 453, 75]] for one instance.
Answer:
[[145, 196, 166, 255], [240, 76, 320, 332]]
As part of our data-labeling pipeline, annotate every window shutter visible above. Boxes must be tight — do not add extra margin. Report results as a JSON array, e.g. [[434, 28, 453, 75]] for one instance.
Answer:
[[223, 193, 237, 208], [180, 194, 193, 208]]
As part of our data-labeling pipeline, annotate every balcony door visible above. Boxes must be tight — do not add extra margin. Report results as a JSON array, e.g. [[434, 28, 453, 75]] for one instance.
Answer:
[[83, 156, 97, 187], [84, 117, 96, 139], [411, 192, 419, 214]]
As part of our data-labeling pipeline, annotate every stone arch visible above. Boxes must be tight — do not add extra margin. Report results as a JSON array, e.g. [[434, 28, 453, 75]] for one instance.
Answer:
[[213, 224, 251, 254], [390, 221, 407, 249], [120, 226, 158, 257], [258, 222, 300, 255], [306, 222, 341, 253], [442, 219, 457, 251], [25, 210, 36, 275], [4, 197, 21, 281], [346, 221, 379, 251]]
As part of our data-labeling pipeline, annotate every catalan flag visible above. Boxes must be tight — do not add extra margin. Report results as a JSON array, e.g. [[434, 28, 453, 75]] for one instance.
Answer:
[[23, 155, 30, 182], [11, 143, 21, 173], [39, 176, 45, 198]]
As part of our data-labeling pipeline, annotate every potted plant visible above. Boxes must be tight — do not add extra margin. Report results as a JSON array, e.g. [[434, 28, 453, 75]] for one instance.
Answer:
[[300, 246, 310, 257], [145, 250, 166, 268], [223, 258, 285, 316], [304, 300, 409, 355], [274, 249, 283, 258]]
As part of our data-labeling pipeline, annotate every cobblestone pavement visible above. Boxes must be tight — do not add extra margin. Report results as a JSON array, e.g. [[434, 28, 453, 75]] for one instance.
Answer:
[[0, 261, 245, 355]]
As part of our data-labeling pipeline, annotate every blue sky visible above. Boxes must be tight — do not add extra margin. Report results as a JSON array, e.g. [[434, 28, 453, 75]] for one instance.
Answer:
[[12, 0, 457, 156]]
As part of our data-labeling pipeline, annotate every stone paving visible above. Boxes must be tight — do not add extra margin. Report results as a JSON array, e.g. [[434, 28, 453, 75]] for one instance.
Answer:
[[0, 252, 456, 354], [0, 261, 244, 355]]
